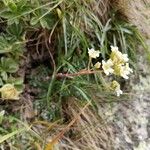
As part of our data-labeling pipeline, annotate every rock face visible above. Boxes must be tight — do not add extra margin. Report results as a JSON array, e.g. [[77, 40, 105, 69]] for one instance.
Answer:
[[112, 0, 150, 38], [112, 90, 150, 150], [105, 53, 150, 150]]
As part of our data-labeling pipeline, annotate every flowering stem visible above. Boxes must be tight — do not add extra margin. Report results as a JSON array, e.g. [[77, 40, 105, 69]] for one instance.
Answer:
[[56, 69, 102, 79]]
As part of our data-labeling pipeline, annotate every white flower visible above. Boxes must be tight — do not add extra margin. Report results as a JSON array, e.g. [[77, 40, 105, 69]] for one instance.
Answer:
[[94, 62, 101, 69], [122, 54, 129, 62], [110, 45, 119, 51], [88, 48, 100, 59], [110, 45, 129, 63], [116, 89, 123, 97], [120, 63, 133, 79], [111, 80, 123, 97], [0, 84, 20, 100], [102, 59, 114, 75]]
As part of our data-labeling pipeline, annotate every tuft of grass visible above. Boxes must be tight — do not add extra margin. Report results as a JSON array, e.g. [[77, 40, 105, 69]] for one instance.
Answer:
[[0, 0, 149, 149]]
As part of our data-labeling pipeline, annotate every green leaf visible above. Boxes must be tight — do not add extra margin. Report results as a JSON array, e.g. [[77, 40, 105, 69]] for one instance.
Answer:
[[0, 78, 3, 86], [15, 84, 24, 92], [30, 16, 39, 25], [0, 57, 19, 73], [0, 36, 12, 54], [8, 1, 17, 12], [6, 77, 24, 91], [0, 11, 16, 19], [7, 77, 24, 85], [0, 110, 5, 124], [6, 60, 19, 73], [1, 71, 8, 81], [0, 128, 26, 144], [40, 18, 50, 29], [6, 23, 23, 39], [120, 27, 133, 34], [17, 0, 28, 9], [73, 85, 90, 102]]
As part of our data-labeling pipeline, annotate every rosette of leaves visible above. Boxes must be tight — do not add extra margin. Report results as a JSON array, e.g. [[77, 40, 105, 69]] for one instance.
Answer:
[[30, 2, 57, 29], [6, 23, 24, 41], [0, 57, 19, 84], [0, 0, 31, 25], [0, 34, 24, 57]]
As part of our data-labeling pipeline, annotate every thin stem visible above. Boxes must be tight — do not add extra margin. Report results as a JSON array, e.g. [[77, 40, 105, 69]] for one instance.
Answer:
[[88, 57, 92, 70], [56, 69, 102, 79]]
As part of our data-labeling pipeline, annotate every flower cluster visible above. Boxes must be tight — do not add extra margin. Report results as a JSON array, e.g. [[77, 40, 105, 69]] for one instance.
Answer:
[[88, 46, 133, 96], [102, 46, 133, 79], [111, 80, 123, 97], [0, 84, 20, 100]]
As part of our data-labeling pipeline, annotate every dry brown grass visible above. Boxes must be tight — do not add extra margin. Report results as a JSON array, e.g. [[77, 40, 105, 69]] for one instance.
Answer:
[[43, 100, 114, 150], [111, 0, 150, 38], [89, 0, 110, 24]]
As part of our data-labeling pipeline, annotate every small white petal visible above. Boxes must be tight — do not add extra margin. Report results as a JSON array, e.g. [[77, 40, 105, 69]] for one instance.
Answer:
[[102, 59, 114, 75], [122, 54, 129, 62], [116, 89, 123, 97], [110, 45, 119, 51], [88, 48, 100, 59]]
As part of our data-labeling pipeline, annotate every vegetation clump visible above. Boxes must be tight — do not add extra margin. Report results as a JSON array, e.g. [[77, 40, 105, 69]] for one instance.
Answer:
[[0, 0, 149, 149]]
